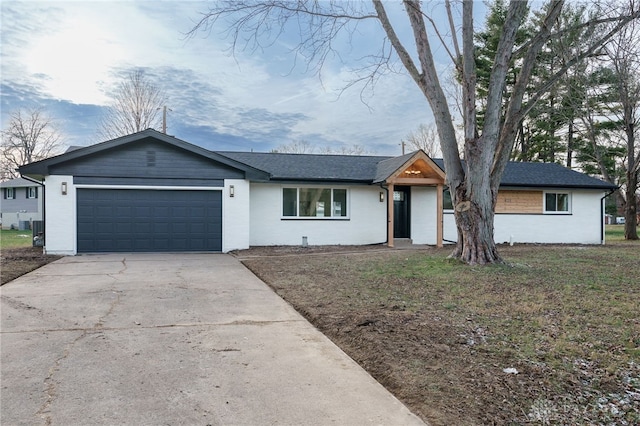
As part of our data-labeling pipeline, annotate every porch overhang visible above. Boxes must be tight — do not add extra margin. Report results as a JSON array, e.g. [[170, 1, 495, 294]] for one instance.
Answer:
[[377, 150, 446, 249]]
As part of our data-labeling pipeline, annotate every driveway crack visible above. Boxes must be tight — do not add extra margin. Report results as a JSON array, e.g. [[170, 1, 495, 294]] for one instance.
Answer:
[[35, 330, 85, 425], [95, 290, 122, 328], [34, 288, 123, 423]]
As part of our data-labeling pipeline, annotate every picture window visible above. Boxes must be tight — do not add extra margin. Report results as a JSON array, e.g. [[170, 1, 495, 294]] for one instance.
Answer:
[[283, 188, 348, 218]]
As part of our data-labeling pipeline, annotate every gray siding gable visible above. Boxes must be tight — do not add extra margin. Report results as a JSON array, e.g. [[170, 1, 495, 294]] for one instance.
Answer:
[[19, 129, 268, 184], [51, 138, 244, 184]]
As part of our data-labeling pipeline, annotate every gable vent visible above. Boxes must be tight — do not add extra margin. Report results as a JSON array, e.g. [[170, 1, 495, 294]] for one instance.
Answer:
[[146, 150, 156, 167]]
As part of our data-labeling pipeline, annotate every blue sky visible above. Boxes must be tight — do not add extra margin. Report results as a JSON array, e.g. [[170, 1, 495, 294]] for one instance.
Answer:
[[1, 1, 484, 155]]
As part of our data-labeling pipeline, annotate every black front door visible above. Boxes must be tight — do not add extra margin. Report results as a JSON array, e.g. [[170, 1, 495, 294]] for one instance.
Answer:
[[393, 186, 410, 238]]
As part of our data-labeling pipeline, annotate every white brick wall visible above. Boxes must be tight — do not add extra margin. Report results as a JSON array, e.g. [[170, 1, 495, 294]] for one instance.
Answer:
[[249, 183, 387, 246], [44, 175, 77, 255], [443, 190, 606, 245]]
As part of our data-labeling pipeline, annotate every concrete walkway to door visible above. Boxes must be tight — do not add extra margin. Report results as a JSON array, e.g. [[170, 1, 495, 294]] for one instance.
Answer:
[[1, 253, 425, 425]]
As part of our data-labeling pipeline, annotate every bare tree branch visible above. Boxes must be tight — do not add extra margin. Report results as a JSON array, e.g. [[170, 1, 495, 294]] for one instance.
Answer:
[[1, 108, 63, 180], [99, 69, 167, 140], [403, 123, 442, 157], [271, 139, 315, 153]]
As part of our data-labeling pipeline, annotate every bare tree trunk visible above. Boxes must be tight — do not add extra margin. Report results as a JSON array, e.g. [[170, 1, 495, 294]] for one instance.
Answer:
[[566, 120, 574, 169], [624, 121, 638, 239], [449, 171, 501, 263]]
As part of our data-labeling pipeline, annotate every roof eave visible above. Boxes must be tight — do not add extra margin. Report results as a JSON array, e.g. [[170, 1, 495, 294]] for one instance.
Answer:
[[500, 183, 618, 190], [267, 178, 373, 185]]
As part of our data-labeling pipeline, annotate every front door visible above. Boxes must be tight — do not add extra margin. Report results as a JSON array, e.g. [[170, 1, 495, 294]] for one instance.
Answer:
[[393, 186, 410, 238]]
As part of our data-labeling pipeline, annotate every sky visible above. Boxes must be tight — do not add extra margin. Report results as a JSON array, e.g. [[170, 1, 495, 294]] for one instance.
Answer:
[[1, 1, 483, 156]]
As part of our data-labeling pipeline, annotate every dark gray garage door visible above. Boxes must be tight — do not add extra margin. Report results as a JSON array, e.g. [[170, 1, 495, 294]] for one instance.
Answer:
[[77, 189, 222, 253]]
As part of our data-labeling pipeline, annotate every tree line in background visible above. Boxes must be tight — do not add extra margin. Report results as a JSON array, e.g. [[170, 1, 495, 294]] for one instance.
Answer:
[[401, 0, 638, 241], [473, 0, 638, 239], [2, 1, 638, 254]]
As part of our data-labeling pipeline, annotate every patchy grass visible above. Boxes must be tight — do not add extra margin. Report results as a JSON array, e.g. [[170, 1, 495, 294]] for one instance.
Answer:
[[1, 229, 34, 249], [241, 243, 640, 425]]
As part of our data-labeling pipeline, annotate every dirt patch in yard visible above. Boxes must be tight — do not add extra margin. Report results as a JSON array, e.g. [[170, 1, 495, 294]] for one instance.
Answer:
[[236, 244, 640, 425], [1, 247, 61, 285]]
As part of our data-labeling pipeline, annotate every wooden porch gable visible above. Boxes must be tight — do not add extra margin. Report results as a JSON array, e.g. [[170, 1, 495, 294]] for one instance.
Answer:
[[383, 151, 446, 248]]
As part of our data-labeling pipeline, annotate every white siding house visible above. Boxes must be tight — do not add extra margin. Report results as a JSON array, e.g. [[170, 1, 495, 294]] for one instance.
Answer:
[[18, 129, 617, 254]]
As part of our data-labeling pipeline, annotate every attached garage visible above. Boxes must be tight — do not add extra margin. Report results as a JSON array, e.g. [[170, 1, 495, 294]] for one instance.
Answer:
[[76, 189, 222, 253], [17, 130, 265, 255]]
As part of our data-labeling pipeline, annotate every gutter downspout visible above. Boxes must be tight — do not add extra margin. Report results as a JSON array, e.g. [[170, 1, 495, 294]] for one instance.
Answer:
[[20, 174, 45, 252], [601, 188, 617, 245], [380, 183, 390, 245]]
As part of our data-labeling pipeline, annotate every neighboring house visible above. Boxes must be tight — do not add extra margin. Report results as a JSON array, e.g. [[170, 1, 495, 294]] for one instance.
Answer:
[[18, 129, 617, 255], [0, 177, 43, 230]]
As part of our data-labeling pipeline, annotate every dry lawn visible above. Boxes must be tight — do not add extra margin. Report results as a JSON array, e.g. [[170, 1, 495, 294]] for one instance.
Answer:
[[0, 246, 61, 285], [238, 243, 640, 425]]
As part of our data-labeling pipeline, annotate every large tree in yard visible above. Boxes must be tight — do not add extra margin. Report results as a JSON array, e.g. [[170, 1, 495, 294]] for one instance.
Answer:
[[191, 0, 639, 264]]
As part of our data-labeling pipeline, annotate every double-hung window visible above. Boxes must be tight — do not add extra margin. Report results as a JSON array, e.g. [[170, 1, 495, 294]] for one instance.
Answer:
[[544, 192, 570, 213], [3, 188, 15, 199], [283, 187, 348, 218], [27, 187, 38, 199]]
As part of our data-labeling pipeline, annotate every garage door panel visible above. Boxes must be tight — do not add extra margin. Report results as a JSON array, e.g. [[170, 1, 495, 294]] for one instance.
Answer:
[[77, 189, 222, 253], [173, 223, 188, 233]]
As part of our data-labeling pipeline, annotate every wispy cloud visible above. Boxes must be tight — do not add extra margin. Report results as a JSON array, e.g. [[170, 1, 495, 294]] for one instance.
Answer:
[[1, 1, 457, 156]]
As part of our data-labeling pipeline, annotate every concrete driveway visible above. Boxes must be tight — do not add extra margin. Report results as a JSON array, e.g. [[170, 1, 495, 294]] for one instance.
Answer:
[[1, 254, 425, 425]]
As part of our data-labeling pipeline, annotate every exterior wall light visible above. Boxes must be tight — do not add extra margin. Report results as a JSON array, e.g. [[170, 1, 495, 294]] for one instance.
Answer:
[[379, 191, 385, 202], [229, 185, 235, 197], [61, 182, 68, 195]]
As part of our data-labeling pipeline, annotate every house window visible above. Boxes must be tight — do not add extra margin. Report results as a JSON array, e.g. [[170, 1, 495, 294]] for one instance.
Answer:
[[283, 187, 348, 218], [4, 188, 15, 199], [27, 187, 38, 199], [443, 187, 453, 210], [544, 192, 570, 213]]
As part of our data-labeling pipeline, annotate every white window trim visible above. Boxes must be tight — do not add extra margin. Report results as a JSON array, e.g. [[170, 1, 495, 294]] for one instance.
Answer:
[[281, 186, 350, 219], [543, 191, 572, 214]]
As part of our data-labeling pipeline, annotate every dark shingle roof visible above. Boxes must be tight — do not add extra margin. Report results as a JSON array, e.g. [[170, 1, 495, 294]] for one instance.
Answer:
[[430, 159, 616, 190], [372, 151, 421, 183], [217, 151, 388, 182], [500, 161, 616, 189], [219, 151, 616, 190], [19, 130, 615, 190]]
